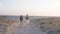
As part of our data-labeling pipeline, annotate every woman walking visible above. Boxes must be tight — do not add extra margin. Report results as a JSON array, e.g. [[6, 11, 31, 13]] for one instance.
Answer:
[[20, 15, 23, 22], [26, 15, 29, 20]]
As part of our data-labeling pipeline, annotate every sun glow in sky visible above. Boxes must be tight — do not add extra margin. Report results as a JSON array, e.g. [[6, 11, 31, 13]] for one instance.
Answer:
[[0, 0, 60, 16]]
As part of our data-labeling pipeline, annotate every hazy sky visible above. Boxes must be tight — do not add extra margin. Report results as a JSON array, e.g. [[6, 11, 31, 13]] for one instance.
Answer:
[[0, 0, 60, 16]]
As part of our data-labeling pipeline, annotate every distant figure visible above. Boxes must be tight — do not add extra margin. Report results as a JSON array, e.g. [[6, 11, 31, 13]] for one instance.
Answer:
[[20, 15, 23, 22], [26, 15, 29, 20]]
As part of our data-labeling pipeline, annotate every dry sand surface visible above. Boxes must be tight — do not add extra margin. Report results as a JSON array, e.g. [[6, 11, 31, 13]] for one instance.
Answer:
[[6, 19, 47, 34], [6, 20, 30, 34]]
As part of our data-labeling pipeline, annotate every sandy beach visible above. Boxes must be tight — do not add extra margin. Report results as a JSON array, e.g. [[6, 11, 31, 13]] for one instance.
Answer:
[[0, 16, 60, 34]]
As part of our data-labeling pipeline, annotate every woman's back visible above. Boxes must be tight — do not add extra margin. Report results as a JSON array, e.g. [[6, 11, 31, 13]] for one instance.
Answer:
[[20, 15, 23, 22], [26, 15, 29, 20]]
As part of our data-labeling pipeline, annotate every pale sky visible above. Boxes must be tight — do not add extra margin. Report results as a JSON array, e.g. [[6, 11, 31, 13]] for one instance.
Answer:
[[0, 0, 60, 16]]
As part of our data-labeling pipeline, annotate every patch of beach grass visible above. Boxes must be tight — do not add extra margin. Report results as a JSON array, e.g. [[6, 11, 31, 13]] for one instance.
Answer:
[[31, 17, 60, 32], [0, 16, 19, 34]]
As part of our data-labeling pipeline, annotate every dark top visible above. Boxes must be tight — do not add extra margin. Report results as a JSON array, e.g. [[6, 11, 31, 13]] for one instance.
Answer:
[[20, 15, 23, 21]]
